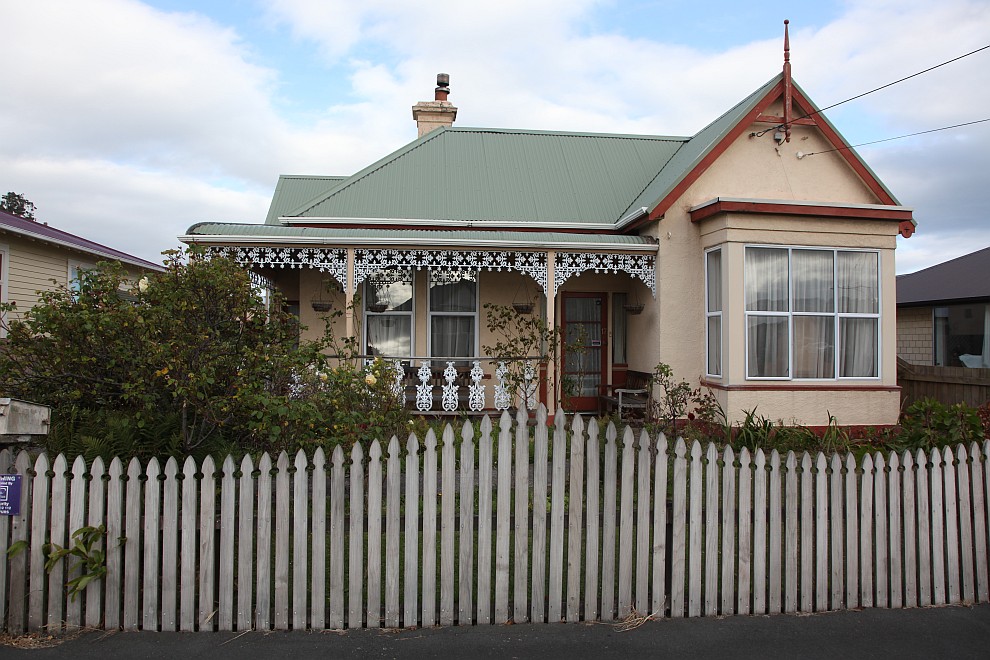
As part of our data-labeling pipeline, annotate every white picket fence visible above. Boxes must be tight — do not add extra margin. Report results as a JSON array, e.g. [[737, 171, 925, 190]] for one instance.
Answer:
[[1, 405, 988, 633]]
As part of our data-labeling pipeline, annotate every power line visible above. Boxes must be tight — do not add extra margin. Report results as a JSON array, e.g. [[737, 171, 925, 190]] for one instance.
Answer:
[[798, 117, 990, 157], [754, 43, 990, 137]]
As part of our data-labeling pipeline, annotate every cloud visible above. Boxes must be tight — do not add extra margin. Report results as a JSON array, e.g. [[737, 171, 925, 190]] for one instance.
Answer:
[[1, 0, 987, 272]]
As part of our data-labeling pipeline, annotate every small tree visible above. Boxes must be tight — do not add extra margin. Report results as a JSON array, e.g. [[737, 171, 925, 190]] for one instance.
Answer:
[[1, 192, 36, 220], [0, 247, 413, 458], [482, 300, 561, 409]]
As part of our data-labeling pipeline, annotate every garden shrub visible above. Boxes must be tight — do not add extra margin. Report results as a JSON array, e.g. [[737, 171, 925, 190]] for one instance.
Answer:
[[0, 248, 411, 460]]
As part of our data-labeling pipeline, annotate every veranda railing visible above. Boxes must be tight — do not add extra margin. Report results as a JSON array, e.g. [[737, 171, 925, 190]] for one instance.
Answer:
[[2, 405, 988, 632]]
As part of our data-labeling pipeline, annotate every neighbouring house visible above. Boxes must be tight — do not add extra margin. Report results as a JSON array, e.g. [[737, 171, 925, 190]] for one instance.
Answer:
[[0, 208, 164, 337], [897, 246, 990, 369], [182, 29, 916, 426]]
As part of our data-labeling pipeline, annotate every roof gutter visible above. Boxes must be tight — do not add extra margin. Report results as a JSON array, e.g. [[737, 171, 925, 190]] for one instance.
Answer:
[[180, 233, 660, 253], [614, 206, 649, 231], [279, 216, 620, 231]]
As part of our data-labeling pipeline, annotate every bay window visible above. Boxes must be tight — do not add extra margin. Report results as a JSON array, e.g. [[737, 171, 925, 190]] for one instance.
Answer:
[[745, 246, 879, 380]]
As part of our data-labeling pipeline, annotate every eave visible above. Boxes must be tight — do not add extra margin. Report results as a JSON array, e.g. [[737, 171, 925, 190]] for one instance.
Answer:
[[690, 197, 914, 224], [180, 233, 660, 253]]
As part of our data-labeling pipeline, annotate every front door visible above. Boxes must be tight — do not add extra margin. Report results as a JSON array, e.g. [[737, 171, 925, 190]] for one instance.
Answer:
[[561, 293, 606, 412]]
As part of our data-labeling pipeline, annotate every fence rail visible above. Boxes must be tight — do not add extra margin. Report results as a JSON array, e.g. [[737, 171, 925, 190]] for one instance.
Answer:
[[2, 406, 989, 633], [898, 358, 990, 408]]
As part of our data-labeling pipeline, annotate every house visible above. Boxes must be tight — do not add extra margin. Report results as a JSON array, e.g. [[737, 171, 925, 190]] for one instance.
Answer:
[[182, 28, 915, 426], [0, 208, 164, 337], [897, 246, 990, 368]]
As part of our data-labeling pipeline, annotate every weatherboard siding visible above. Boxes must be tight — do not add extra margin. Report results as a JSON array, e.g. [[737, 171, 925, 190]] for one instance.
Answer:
[[4, 237, 68, 321]]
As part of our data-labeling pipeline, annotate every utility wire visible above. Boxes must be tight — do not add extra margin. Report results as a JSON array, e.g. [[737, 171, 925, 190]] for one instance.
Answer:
[[754, 43, 990, 137], [799, 117, 990, 157]]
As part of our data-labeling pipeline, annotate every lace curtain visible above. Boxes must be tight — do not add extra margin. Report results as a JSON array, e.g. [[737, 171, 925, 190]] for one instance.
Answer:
[[430, 272, 477, 359], [745, 248, 789, 377]]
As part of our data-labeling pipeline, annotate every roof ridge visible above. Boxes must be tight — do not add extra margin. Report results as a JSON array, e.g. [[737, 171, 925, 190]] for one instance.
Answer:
[[292, 128, 452, 216], [898, 245, 990, 279], [442, 126, 690, 141]]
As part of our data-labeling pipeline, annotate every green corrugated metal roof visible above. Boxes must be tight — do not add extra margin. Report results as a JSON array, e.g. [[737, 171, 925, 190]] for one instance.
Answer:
[[185, 222, 657, 247], [265, 175, 347, 225], [624, 75, 781, 216], [292, 128, 685, 224]]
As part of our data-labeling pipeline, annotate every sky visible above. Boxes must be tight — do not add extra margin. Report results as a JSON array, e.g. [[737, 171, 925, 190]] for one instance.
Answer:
[[1, 0, 988, 273]]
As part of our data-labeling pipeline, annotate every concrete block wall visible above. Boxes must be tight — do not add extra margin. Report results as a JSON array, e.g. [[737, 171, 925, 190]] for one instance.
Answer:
[[896, 306, 933, 365]]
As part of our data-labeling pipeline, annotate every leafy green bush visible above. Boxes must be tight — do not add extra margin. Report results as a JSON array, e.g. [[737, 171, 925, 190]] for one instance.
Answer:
[[896, 398, 984, 451], [0, 247, 411, 459]]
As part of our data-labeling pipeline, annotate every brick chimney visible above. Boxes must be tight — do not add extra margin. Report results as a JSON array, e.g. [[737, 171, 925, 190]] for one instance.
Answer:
[[412, 73, 457, 137]]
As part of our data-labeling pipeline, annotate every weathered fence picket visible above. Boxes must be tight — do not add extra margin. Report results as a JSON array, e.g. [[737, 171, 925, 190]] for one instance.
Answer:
[[514, 408, 530, 624], [476, 418, 493, 625], [348, 443, 364, 629], [218, 456, 235, 631], [237, 455, 254, 631], [2, 412, 988, 635]]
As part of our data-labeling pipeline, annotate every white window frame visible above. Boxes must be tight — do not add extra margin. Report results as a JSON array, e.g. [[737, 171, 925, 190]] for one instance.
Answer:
[[362, 269, 415, 359], [704, 247, 723, 378], [744, 245, 882, 381], [427, 270, 480, 360], [0, 243, 9, 339]]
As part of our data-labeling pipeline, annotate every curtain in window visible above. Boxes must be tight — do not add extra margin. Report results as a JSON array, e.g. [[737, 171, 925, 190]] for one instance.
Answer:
[[838, 252, 878, 377], [838, 252, 878, 314], [792, 250, 834, 378], [840, 318, 878, 377], [794, 316, 834, 378], [367, 316, 412, 357], [431, 316, 475, 358], [746, 248, 788, 377], [707, 317, 722, 376], [748, 316, 789, 378], [745, 248, 788, 312], [613, 293, 627, 364], [429, 272, 477, 359], [430, 275, 476, 312], [706, 250, 722, 376]]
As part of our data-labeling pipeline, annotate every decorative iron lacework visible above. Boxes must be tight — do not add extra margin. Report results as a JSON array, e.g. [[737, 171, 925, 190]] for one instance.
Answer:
[[553, 252, 656, 297], [207, 246, 348, 290], [354, 249, 547, 295]]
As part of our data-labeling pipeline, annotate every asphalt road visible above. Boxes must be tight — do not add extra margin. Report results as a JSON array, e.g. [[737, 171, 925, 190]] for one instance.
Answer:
[[4, 604, 989, 659]]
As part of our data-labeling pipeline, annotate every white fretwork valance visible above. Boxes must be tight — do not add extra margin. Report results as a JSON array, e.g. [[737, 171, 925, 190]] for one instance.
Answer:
[[554, 252, 656, 298], [207, 246, 348, 290], [354, 249, 548, 295]]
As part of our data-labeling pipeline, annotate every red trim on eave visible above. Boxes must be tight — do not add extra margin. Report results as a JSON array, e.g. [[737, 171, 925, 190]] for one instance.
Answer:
[[689, 199, 914, 223], [628, 81, 900, 233], [633, 81, 785, 230], [790, 87, 897, 206]]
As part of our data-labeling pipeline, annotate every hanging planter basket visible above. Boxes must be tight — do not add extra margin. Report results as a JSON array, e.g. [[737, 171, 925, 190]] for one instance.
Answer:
[[368, 302, 389, 314], [311, 300, 333, 313], [512, 302, 535, 315], [623, 303, 645, 315]]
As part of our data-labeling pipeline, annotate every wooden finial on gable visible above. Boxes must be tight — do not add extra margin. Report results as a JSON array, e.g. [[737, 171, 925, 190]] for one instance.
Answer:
[[783, 19, 793, 143]]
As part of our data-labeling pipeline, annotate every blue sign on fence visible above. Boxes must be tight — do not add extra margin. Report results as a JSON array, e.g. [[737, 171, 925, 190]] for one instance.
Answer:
[[0, 475, 22, 516]]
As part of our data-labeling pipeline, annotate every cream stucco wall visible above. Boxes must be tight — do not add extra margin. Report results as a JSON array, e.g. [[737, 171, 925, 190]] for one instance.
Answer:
[[649, 114, 902, 426]]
